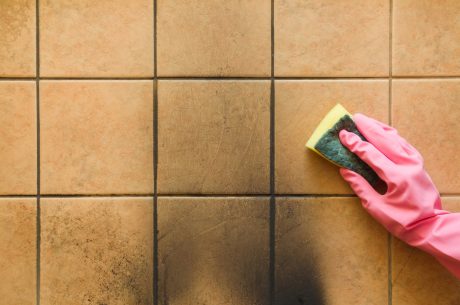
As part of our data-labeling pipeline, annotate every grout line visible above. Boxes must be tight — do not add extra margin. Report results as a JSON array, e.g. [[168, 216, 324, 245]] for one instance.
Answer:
[[39, 77, 154, 81], [153, 0, 158, 304], [2, 76, 460, 81], [388, 1, 393, 305], [34, 194, 154, 198], [35, 0, 41, 303], [3, 193, 460, 198], [0, 77, 36, 81], [269, 0, 275, 303]]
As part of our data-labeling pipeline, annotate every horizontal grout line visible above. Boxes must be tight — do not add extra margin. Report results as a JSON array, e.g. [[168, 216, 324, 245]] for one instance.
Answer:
[[1, 76, 460, 81], [0, 193, 354, 198], [2, 193, 460, 198], [40, 77, 154, 81], [0, 194, 154, 198]]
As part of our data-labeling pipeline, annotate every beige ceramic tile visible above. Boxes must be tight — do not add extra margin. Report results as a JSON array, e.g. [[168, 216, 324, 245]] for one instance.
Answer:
[[40, 81, 153, 194], [275, 197, 388, 305], [0, 82, 36, 194], [40, 0, 153, 77], [275, 80, 389, 194], [157, 0, 270, 76], [0, 198, 36, 305], [393, 0, 460, 76], [158, 197, 269, 305], [158, 81, 270, 194], [41, 197, 153, 305], [392, 80, 460, 194], [275, 0, 389, 76], [0, 0, 35, 76], [392, 197, 460, 305]]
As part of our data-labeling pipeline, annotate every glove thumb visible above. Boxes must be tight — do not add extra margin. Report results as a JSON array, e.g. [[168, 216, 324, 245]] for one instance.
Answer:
[[340, 167, 378, 209]]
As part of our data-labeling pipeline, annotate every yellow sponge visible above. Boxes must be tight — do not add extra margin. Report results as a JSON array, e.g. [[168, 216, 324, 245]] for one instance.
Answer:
[[306, 104, 379, 186]]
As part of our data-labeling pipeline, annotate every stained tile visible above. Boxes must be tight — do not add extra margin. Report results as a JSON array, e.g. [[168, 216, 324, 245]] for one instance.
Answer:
[[275, 80, 389, 194], [275, 197, 388, 305], [40, 0, 153, 77], [158, 197, 269, 305], [41, 197, 153, 305], [0, 0, 35, 76], [392, 80, 460, 194], [0, 82, 36, 195], [393, 0, 460, 76], [158, 81, 270, 194], [392, 197, 460, 305], [40, 81, 153, 194], [157, 0, 270, 76], [274, 0, 389, 76], [0, 198, 36, 305]]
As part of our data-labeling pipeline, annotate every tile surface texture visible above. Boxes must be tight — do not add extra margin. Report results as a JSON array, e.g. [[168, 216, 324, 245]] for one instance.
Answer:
[[41, 197, 153, 305], [275, 0, 389, 76], [0, 198, 36, 305], [275, 197, 388, 305], [0, 82, 36, 195], [0, 0, 36, 76], [275, 80, 389, 194], [158, 81, 270, 194], [158, 197, 269, 305], [392, 80, 460, 194], [392, 197, 460, 305], [393, 0, 460, 76], [40, 0, 153, 77], [157, 0, 270, 76], [40, 81, 154, 194]]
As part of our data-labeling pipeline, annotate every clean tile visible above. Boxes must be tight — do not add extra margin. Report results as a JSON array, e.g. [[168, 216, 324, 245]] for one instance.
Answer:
[[275, 0, 389, 76], [0, 82, 36, 194], [40, 0, 153, 77], [40, 81, 153, 194]]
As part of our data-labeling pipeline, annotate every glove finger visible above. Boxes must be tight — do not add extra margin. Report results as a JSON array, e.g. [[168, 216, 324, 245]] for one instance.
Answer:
[[352, 113, 413, 164], [340, 168, 378, 208], [339, 130, 394, 181]]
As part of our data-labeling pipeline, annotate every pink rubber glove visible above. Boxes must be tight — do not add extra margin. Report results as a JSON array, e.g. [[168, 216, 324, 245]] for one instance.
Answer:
[[339, 113, 460, 280]]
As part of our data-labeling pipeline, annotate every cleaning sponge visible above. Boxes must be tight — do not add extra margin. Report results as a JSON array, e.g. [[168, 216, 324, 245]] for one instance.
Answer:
[[306, 104, 379, 186]]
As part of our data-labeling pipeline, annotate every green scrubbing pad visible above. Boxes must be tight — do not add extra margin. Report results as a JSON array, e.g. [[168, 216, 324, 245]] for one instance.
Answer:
[[306, 104, 380, 187]]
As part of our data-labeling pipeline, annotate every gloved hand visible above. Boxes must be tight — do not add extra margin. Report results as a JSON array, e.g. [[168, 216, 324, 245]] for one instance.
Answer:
[[339, 113, 460, 280]]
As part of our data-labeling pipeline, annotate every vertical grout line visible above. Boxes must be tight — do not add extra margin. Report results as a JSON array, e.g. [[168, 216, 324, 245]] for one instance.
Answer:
[[269, 0, 275, 304], [153, 0, 158, 304], [388, 1, 393, 305], [35, 0, 41, 304]]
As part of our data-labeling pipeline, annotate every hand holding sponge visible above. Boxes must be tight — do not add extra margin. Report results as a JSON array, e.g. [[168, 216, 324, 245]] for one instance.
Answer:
[[306, 104, 460, 280]]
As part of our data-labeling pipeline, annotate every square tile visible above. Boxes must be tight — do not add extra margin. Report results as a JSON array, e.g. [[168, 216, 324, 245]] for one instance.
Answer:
[[274, 0, 389, 76], [158, 81, 270, 194], [0, 82, 36, 195], [275, 197, 388, 305], [40, 0, 153, 77], [392, 197, 460, 305], [392, 80, 460, 194], [275, 80, 389, 194], [157, 0, 270, 76], [393, 0, 460, 76], [40, 81, 153, 194], [0, 0, 36, 76], [158, 197, 269, 305], [0, 198, 36, 305], [41, 197, 153, 305]]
